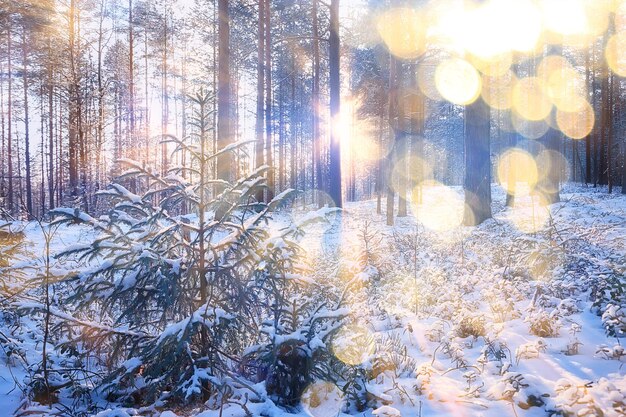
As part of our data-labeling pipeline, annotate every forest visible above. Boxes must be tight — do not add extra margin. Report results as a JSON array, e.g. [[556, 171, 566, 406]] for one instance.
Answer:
[[0, 0, 625, 416]]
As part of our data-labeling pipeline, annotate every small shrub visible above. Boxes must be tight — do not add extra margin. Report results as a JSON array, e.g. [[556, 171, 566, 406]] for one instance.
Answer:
[[526, 310, 561, 337]]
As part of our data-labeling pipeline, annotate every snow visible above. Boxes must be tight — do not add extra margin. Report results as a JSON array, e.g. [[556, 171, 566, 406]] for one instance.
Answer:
[[1, 184, 625, 416]]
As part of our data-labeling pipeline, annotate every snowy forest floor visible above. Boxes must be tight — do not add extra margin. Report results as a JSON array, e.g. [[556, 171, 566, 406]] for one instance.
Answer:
[[2, 183, 626, 417]]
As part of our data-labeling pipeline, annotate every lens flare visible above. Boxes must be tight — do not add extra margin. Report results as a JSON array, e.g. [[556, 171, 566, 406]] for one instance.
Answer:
[[499, 0, 543, 52], [435, 58, 482, 105], [470, 52, 512, 77], [536, 149, 571, 194], [556, 100, 595, 140], [461, 0, 542, 57], [606, 31, 626, 77], [331, 324, 375, 366], [496, 148, 538, 196], [512, 77, 552, 121], [481, 71, 516, 110], [505, 192, 551, 234], [546, 68, 587, 112], [412, 180, 466, 232], [391, 154, 434, 196], [301, 381, 344, 417], [418, 59, 444, 101], [376, 8, 426, 60], [511, 112, 550, 140], [537, 56, 587, 112]]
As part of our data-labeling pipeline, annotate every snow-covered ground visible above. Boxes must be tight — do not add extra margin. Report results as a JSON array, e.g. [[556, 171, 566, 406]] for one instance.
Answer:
[[1, 183, 625, 417]]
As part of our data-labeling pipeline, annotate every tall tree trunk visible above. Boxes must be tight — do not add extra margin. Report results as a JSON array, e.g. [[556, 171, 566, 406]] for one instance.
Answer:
[[22, 29, 32, 216], [68, 0, 80, 202], [264, 0, 274, 201], [607, 72, 614, 194], [95, 2, 105, 203], [216, 0, 232, 187], [7, 24, 13, 212], [128, 0, 136, 189], [312, 0, 322, 206], [376, 109, 383, 214], [255, 0, 265, 202], [161, 4, 169, 176], [463, 98, 492, 226], [386, 55, 398, 226], [144, 25, 151, 169], [278, 74, 285, 191], [328, 0, 342, 207], [0, 61, 5, 208], [622, 139, 626, 194], [48, 64, 54, 210], [290, 64, 296, 190]]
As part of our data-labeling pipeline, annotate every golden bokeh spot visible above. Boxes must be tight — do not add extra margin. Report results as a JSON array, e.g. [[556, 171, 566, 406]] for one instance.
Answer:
[[417, 59, 443, 101], [412, 180, 466, 232], [556, 100, 595, 140], [435, 58, 482, 105], [616, 1, 626, 29], [470, 52, 512, 77], [537, 55, 572, 81], [390, 154, 434, 195], [511, 112, 550, 140], [331, 324, 375, 366], [606, 31, 626, 77], [512, 77, 552, 121], [536, 149, 571, 194], [496, 148, 538, 196], [542, 0, 609, 46], [546, 67, 587, 112], [502, 0, 543, 53], [301, 381, 344, 417], [481, 71, 516, 110], [506, 191, 551, 234], [376, 8, 427, 60]]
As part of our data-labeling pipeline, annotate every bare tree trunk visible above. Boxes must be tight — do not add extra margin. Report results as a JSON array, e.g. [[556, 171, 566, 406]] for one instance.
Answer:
[[48, 65, 54, 210], [255, 0, 265, 202], [278, 73, 285, 191], [128, 0, 136, 191], [312, 0, 322, 206], [463, 98, 492, 226], [216, 0, 232, 188], [0, 61, 5, 207], [7, 24, 14, 212], [290, 71, 296, 190], [22, 29, 33, 216], [161, 3, 169, 176], [94, 0, 106, 209], [264, 0, 274, 201], [585, 47, 592, 184], [328, 0, 342, 207], [376, 110, 383, 214], [68, 0, 80, 203], [622, 140, 626, 194], [386, 55, 398, 225]]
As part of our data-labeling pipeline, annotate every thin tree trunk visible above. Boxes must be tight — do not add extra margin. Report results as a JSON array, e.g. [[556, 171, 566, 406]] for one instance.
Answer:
[[161, 4, 169, 175], [7, 24, 13, 212], [264, 0, 274, 200], [328, 0, 342, 207], [312, 0, 322, 206], [216, 0, 232, 188], [48, 69, 54, 210], [255, 0, 265, 202], [22, 30, 33, 216]]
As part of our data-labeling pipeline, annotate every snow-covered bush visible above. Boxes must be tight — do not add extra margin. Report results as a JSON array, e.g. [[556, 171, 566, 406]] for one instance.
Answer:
[[28, 92, 344, 410], [526, 309, 561, 337], [591, 273, 626, 337]]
